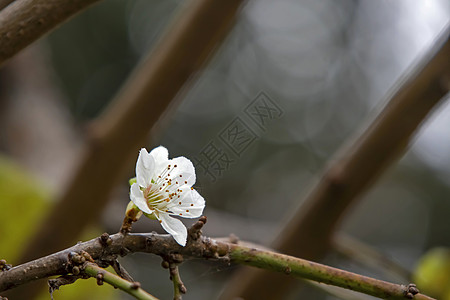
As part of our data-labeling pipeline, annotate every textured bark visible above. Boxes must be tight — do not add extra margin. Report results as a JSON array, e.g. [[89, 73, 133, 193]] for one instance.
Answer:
[[0, 232, 435, 300]]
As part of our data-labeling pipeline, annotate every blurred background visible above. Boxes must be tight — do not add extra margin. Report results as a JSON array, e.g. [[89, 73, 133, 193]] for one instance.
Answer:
[[0, 0, 449, 299]]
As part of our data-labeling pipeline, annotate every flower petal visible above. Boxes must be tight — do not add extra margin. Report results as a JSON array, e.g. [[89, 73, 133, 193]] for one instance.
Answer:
[[150, 146, 169, 173], [167, 156, 196, 186], [168, 188, 205, 218], [136, 148, 155, 187], [130, 183, 152, 214], [159, 213, 187, 246]]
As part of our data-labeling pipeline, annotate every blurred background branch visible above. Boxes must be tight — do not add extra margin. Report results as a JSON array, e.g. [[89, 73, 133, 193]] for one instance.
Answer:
[[334, 234, 413, 282], [0, 0, 102, 65], [0, 0, 14, 11], [221, 24, 450, 300]]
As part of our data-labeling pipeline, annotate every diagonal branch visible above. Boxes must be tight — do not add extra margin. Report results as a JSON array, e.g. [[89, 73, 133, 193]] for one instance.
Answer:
[[0, 232, 435, 300], [110, 259, 134, 282], [221, 25, 450, 299], [0, 0, 102, 66], [0, 0, 15, 11], [334, 234, 412, 281]]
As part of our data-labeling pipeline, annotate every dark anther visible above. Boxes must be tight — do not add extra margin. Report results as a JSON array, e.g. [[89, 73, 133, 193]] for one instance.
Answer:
[[96, 272, 104, 286], [99, 233, 112, 247], [130, 282, 141, 289]]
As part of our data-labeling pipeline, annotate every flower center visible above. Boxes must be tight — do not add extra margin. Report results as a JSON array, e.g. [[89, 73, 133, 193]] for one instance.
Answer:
[[141, 163, 188, 215], [143, 184, 165, 207]]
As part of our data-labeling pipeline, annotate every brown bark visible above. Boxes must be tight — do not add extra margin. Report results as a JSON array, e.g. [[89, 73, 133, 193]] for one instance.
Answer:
[[0, 0, 102, 66], [0, 232, 436, 300]]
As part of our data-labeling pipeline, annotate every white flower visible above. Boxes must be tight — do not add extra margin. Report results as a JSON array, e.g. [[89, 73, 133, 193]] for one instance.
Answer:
[[130, 146, 205, 246]]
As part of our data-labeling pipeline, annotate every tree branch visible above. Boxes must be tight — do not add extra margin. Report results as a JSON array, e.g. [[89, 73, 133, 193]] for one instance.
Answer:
[[0, 232, 435, 300], [221, 23, 450, 300], [0, 0, 14, 11], [0, 0, 102, 66]]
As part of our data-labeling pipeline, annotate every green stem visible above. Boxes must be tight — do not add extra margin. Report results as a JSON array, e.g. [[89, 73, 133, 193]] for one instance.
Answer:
[[169, 264, 186, 300], [228, 244, 433, 300], [83, 263, 159, 300]]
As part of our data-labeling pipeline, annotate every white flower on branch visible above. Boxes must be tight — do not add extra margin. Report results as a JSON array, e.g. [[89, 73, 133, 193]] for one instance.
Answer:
[[129, 146, 205, 246]]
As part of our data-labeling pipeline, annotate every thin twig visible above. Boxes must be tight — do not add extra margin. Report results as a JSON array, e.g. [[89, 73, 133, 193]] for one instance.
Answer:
[[0, 232, 435, 300], [169, 264, 186, 300], [83, 262, 158, 300], [111, 259, 134, 282], [48, 275, 86, 300], [0, 0, 102, 66], [221, 24, 450, 300]]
